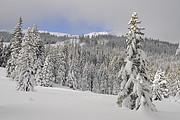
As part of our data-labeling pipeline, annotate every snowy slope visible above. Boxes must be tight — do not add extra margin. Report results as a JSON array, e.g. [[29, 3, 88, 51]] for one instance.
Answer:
[[39, 30, 109, 38], [38, 30, 73, 37], [0, 67, 180, 120], [84, 32, 109, 38]]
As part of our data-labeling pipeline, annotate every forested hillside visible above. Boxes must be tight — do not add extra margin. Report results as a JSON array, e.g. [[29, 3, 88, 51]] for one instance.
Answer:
[[1, 28, 179, 96]]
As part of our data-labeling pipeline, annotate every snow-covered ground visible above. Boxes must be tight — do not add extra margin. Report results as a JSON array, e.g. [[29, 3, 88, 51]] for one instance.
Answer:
[[38, 30, 74, 37], [39, 30, 110, 38], [0, 67, 180, 120], [84, 32, 109, 38]]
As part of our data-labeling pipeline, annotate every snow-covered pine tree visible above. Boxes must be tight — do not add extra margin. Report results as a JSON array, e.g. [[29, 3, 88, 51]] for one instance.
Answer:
[[56, 47, 67, 86], [41, 55, 55, 87], [109, 55, 122, 95], [152, 70, 162, 100], [174, 68, 180, 100], [95, 63, 109, 94], [67, 67, 75, 89], [54, 51, 61, 84], [15, 28, 36, 91], [168, 66, 180, 99], [0, 37, 4, 66], [67, 43, 82, 89], [31, 25, 45, 85], [107, 73, 114, 94], [61, 44, 69, 86], [81, 61, 95, 91], [111, 74, 120, 95], [67, 57, 81, 89], [79, 49, 87, 79], [81, 62, 91, 91], [0, 37, 3, 50], [89, 63, 96, 91], [1, 44, 11, 67], [6, 17, 23, 78], [152, 69, 169, 100], [174, 69, 180, 102], [175, 43, 180, 56], [117, 12, 156, 111], [46, 45, 58, 83], [92, 71, 100, 93]]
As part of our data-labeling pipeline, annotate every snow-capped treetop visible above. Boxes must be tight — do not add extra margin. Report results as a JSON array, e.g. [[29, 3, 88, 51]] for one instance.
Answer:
[[11, 17, 23, 49], [6, 17, 23, 78], [128, 12, 145, 35], [12, 17, 23, 36]]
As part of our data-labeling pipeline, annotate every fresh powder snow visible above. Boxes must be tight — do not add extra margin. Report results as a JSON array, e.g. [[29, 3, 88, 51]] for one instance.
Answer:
[[0, 67, 180, 120]]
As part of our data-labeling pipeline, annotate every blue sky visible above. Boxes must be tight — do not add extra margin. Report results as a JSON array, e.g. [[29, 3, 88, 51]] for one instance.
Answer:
[[37, 17, 109, 35]]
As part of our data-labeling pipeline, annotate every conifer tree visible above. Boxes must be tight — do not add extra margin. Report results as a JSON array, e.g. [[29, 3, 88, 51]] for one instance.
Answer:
[[117, 12, 156, 111], [111, 74, 120, 95], [168, 67, 180, 99], [1, 45, 11, 67], [89, 63, 96, 91], [0, 37, 3, 51], [67, 44, 82, 89], [81, 62, 90, 91], [81, 62, 95, 91], [152, 69, 168, 100], [15, 28, 35, 91], [41, 55, 55, 87], [67, 58, 81, 89], [56, 46, 68, 85], [175, 43, 180, 56], [152, 70, 162, 100], [109, 56, 122, 95], [67, 68, 76, 89], [0, 37, 4, 66], [92, 73, 100, 93], [99, 63, 109, 94], [93, 63, 109, 94], [6, 17, 23, 78], [174, 68, 180, 101], [15, 25, 45, 91], [31, 25, 45, 85]]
